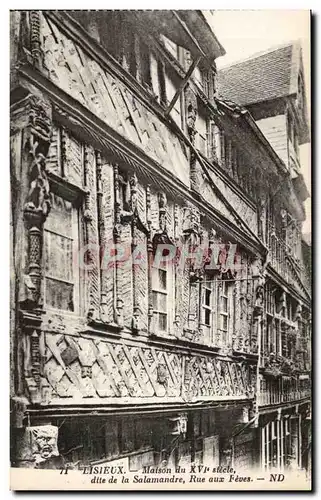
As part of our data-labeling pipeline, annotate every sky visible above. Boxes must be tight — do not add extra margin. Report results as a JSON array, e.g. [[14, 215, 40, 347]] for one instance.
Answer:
[[205, 10, 311, 233]]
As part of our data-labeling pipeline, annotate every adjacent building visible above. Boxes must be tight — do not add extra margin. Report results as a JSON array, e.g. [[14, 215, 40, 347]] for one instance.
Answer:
[[217, 41, 311, 471], [10, 11, 311, 472]]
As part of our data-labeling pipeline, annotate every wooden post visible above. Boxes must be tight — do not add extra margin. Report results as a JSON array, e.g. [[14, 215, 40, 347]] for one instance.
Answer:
[[165, 56, 201, 116], [261, 425, 265, 470]]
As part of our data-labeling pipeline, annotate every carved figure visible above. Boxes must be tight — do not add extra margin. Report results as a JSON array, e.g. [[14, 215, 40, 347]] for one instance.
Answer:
[[157, 364, 168, 385], [31, 425, 59, 465], [25, 152, 51, 216]]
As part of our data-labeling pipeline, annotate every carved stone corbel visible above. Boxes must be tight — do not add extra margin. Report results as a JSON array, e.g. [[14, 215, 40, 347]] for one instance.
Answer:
[[14, 425, 60, 469]]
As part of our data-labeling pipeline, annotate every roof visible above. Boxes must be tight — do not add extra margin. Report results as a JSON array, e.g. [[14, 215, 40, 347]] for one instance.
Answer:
[[217, 41, 302, 106], [133, 10, 226, 62]]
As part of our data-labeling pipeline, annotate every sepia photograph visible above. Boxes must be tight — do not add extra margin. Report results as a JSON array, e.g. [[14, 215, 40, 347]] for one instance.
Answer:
[[9, 8, 311, 491]]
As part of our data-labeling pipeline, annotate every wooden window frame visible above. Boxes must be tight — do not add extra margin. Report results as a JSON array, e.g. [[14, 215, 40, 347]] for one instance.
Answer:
[[43, 180, 83, 315], [217, 278, 235, 346], [152, 261, 174, 335], [219, 280, 229, 338], [200, 278, 217, 344]]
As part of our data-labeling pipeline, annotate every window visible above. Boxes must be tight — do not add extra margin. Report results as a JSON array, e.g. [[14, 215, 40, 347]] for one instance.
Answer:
[[219, 280, 229, 333], [266, 316, 272, 353], [152, 263, 169, 332], [139, 40, 152, 89], [270, 421, 278, 468], [157, 59, 167, 105], [202, 282, 213, 327], [43, 192, 79, 312], [218, 280, 234, 345], [286, 296, 293, 321], [201, 279, 216, 343], [265, 282, 275, 315]]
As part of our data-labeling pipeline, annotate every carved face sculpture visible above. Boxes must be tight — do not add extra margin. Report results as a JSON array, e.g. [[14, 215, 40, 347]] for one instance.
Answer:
[[255, 285, 264, 307], [158, 192, 167, 209], [32, 426, 59, 462], [186, 104, 196, 132], [157, 364, 168, 385]]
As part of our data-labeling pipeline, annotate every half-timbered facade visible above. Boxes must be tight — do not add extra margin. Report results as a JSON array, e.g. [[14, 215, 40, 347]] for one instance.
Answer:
[[10, 11, 310, 472], [218, 41, 311, 472]]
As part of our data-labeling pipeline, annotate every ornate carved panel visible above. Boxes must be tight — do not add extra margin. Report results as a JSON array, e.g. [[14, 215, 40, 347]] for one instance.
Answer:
[[83, 145, 101, 321], [132, 228, 148, 331], [40, 14, 190, 186], [41, 333, 256, 405], [98, 160, 115, 323], [200, 177, 239, 227], [14, 94, 53, 308], [205, 170, 258, 235]]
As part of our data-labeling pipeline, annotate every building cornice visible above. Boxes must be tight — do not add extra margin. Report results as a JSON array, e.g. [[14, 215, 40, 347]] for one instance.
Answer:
[[266, 264, 311, 307], [27, 397, 253, 420]]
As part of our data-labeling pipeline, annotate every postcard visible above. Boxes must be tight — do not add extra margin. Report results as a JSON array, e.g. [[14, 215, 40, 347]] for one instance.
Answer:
[[9, 8, 311, 491]]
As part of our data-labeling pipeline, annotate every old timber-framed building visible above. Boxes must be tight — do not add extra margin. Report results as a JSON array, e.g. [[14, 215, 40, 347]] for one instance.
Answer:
[[217, 42, 311, 471], [10, 11, 311, 472]]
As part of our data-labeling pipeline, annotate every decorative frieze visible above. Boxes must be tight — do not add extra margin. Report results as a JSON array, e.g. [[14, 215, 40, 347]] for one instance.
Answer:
[[43, 333, 256, 404]]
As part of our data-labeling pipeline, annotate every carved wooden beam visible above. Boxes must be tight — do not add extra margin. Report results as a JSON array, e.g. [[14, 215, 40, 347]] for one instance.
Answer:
[[165, 56, 201, 116], [14, 94, 53, 309], [113, 164, 124, 327], [146, 186, 154, 335], [83, 145, 101, 322]]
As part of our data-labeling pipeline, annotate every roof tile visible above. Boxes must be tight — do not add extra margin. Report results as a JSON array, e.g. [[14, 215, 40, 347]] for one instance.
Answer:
[[217, 43, 297, 106]]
